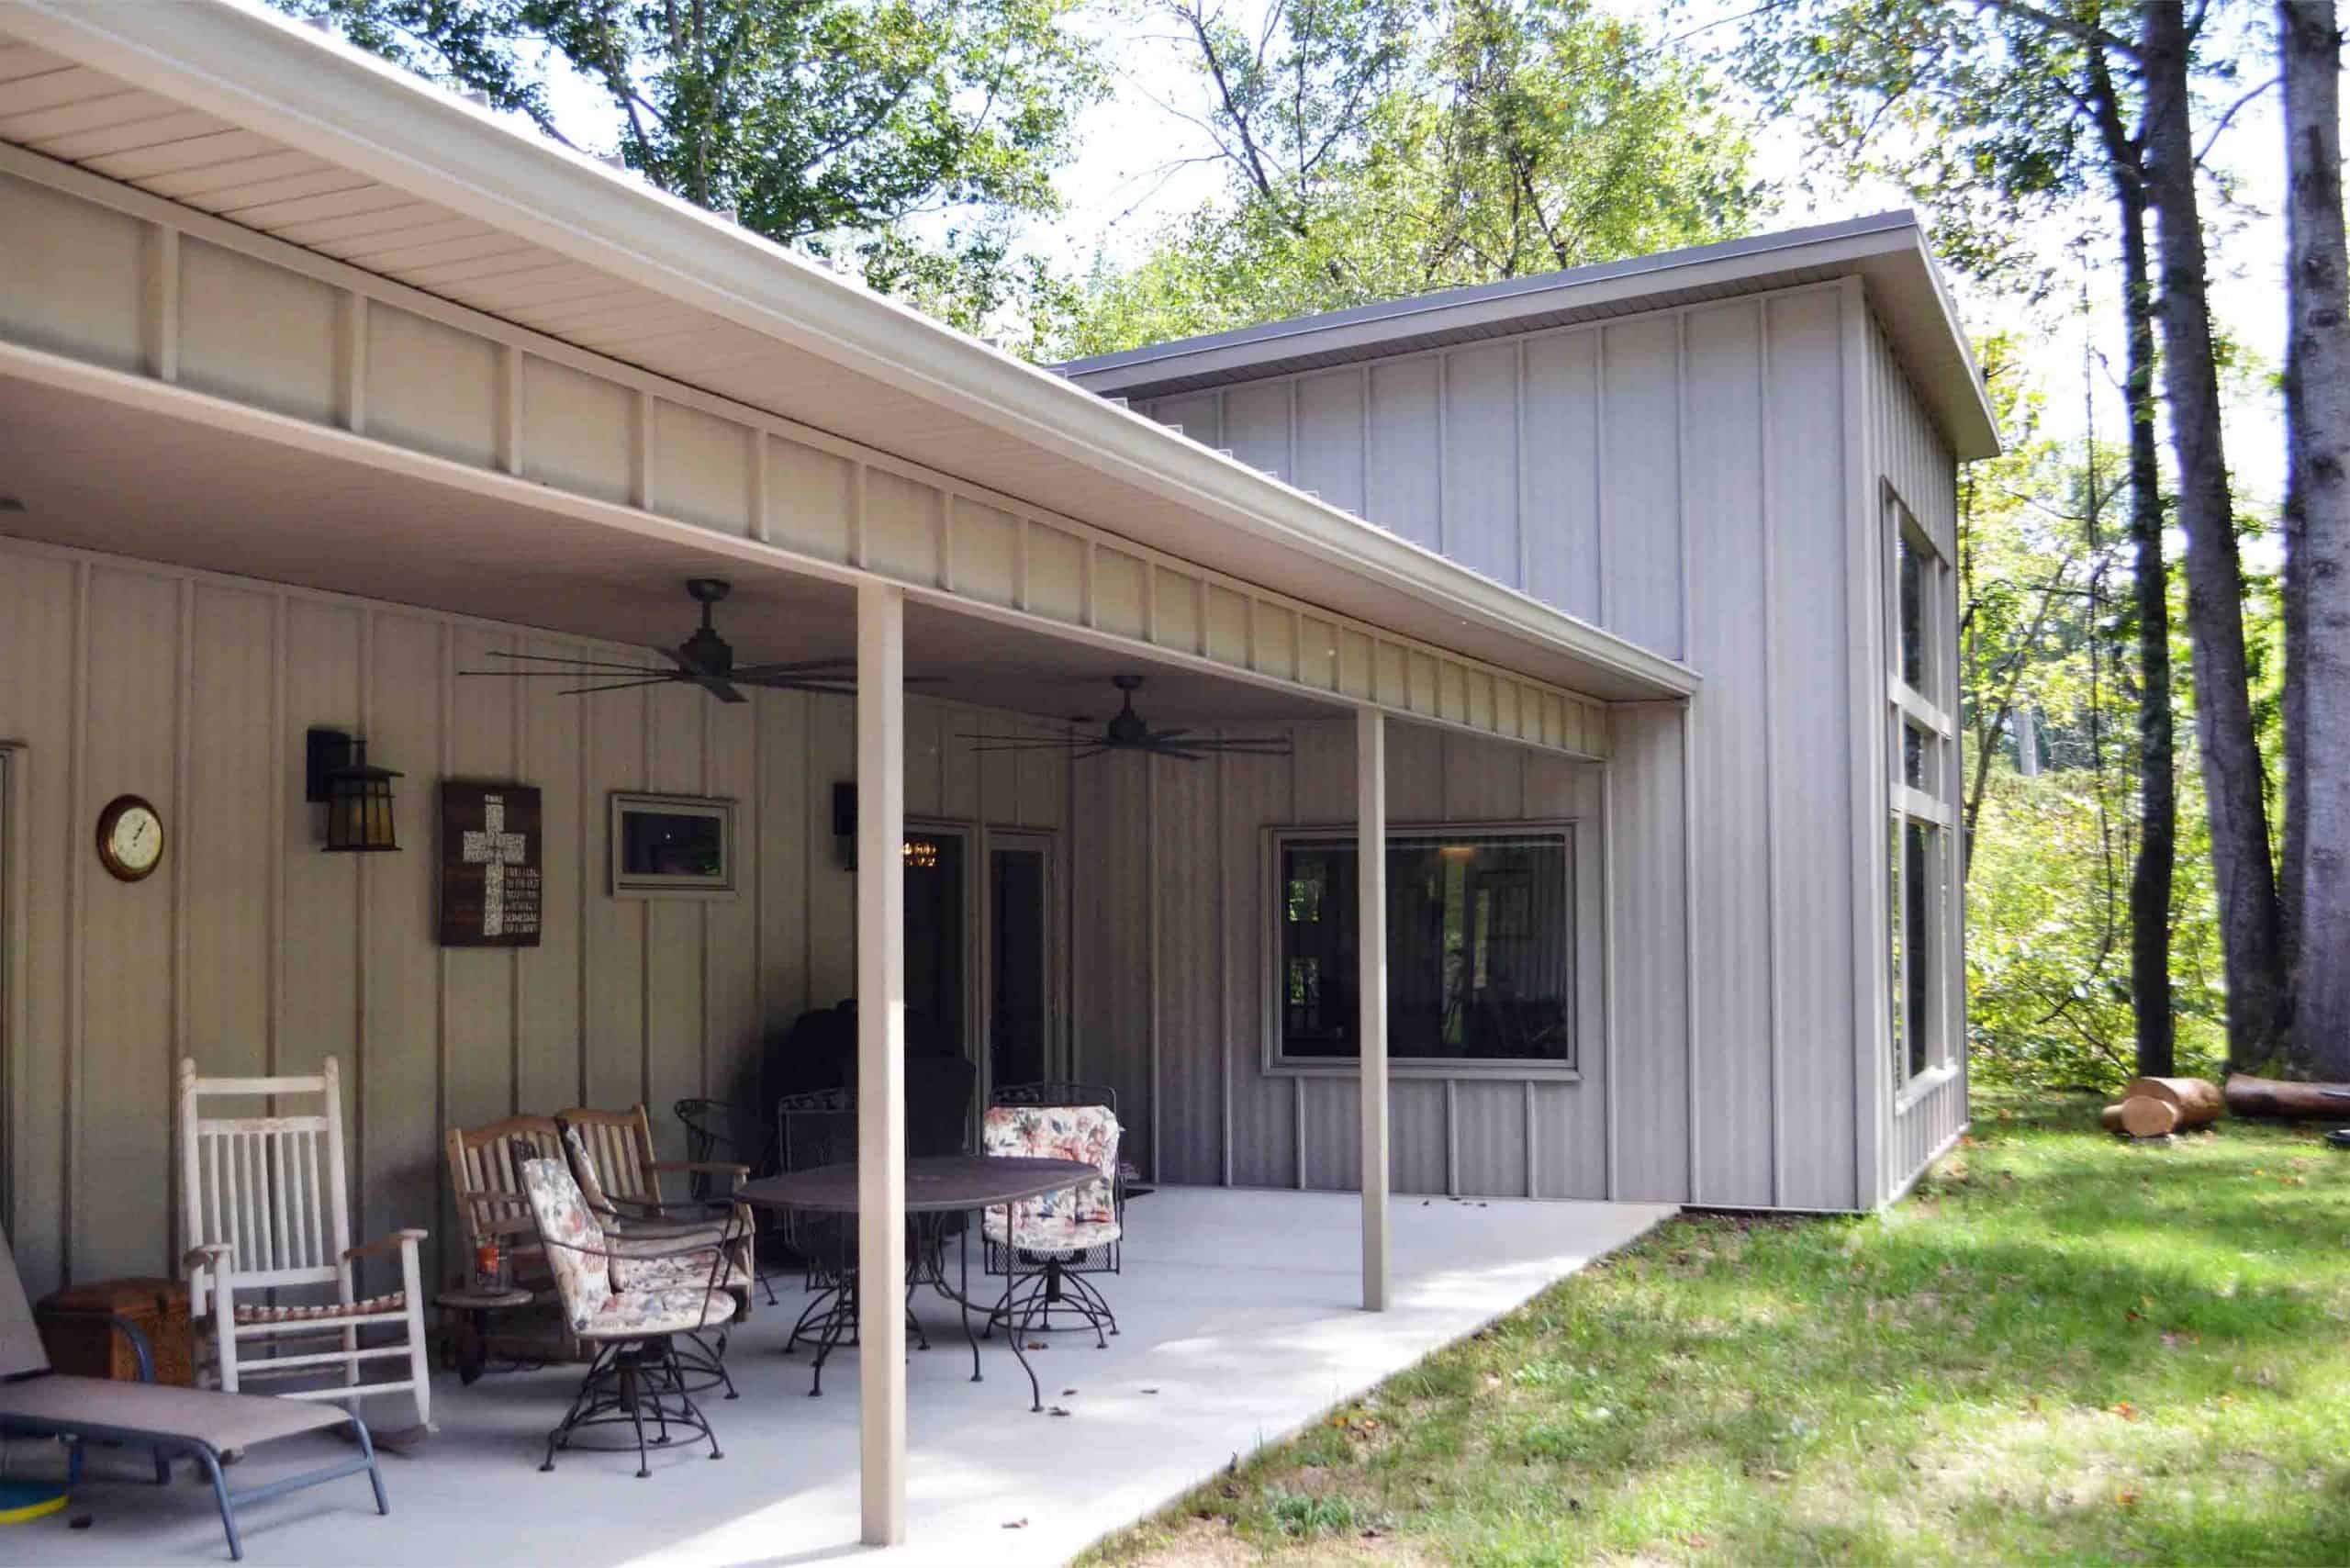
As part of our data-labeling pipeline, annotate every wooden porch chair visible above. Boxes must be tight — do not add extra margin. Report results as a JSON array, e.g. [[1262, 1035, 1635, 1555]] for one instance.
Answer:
[[176, 1058, 432, 1429], [445, 1114, 565, 1289]]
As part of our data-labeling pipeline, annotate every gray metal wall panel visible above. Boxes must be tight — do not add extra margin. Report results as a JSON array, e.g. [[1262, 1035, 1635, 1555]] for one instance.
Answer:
[[1683, 299, 1777, 1206], [1081, 717, 1606, 1200], [1369, 359, 1442, 550], [1763, 288, 1861, 1212], [1224, 380, 1292, 478], [1293, 370, 1366, 516], [0, 533, 1071, 1294], [1441, 342, 1521, 588], [1523, 331, 1604, 621], [1606, 703, 1691, 1203], [1599, 315, 1685, 659]]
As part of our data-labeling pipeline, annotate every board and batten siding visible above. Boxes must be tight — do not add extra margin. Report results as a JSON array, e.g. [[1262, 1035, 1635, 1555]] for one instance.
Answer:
[[1073, 719, 1611, 1196], [1133, 279, 1950, 1212], [1867, 309, 1971, 1201], [0, 533, 1068, 1300]]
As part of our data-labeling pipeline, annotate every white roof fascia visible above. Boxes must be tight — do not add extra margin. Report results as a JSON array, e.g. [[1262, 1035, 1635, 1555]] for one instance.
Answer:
[[0, 0, 1696, 700]]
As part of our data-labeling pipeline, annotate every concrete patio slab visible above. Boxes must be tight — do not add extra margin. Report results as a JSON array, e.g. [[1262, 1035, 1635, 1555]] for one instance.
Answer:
[[7, 1188, 1673, 1567]]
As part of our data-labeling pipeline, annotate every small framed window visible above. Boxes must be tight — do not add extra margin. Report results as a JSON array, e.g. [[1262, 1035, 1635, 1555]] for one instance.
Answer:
[[1269, 823, 1579, 1072], [609, 791, 737, 898]]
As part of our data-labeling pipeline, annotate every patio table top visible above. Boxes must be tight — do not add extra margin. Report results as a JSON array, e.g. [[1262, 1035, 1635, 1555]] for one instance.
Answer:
[[737, 1156, 1097, 1215]]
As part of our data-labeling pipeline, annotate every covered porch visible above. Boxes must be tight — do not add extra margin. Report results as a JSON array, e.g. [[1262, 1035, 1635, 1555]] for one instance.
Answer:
[[12, 1189, 1672, 1565]]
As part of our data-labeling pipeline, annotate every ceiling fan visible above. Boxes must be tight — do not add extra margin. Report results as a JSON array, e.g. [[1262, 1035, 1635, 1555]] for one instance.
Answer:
[[459, 577, 916, 703], [960, 674, 1292, 763]]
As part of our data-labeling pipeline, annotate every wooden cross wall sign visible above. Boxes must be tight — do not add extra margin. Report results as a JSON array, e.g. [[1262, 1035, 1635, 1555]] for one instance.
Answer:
[[440, 782, 543, 946]]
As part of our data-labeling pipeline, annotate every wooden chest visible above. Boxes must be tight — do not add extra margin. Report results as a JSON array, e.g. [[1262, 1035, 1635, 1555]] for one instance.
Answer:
[[36, 1276, 196, 1387]]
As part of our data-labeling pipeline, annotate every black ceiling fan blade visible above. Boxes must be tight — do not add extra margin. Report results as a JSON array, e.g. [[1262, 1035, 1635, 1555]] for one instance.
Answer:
[[1147, 727, 1193, 745], [1069, 746, 1111, 760], [460, 667, 666, 678], [1199, 735, 1295, 751], [479, 650, 675, 673], [727, 656, 856, 678], [1148, 745, 1211, 761], [555, 676, 686, 696], [960, 739, 1091, 753]]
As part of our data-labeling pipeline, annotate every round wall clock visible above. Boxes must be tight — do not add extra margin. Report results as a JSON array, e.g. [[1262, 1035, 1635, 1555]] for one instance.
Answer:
[[95, 794, 164, 882]]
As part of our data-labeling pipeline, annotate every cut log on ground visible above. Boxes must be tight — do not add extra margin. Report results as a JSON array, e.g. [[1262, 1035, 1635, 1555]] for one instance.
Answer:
[[2118, 1097, 2181, 1138], [2120, 1077, 2223, 1127], [2224, 1073, 2350, 1120], [2101, 1103, 2129, 1135]]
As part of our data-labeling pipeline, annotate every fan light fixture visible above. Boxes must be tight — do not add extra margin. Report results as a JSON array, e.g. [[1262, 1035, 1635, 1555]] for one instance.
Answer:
[[958, 675, 1291, 764]]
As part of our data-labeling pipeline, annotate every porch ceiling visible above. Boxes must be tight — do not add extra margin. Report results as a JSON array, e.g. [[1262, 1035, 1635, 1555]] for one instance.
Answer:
[[0, 369, 1351, 727]]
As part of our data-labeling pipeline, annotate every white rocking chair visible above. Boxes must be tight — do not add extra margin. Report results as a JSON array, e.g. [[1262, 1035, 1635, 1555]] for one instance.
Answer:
[[177, 1058, 431, 1431]]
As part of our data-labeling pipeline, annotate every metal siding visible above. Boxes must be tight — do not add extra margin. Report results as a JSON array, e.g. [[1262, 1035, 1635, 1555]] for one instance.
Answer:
[[1369, 359, 1442, 551], [1605, 704, 1691, 1203], [1873, 312, 1969, 1201], [1223, 379, 1292, 480], [1523, 331, 1604, 622], [1762, 289, 1861, 1211], [1293, 369, 1366, 515], [1440, 342, 1520, 588], [0, 532, 1070, 1294], [1683, 300, 1776, 1206], [1152, 752, 1224, 1184], [1599, 317, 1684, 658]]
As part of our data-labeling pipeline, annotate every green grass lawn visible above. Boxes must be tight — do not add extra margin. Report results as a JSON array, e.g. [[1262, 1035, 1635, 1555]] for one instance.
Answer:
[[1085, 1093, 2350, 1565]]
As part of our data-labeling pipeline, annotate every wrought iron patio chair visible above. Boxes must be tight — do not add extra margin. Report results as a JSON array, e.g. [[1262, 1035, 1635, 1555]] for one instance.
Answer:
[[177, 1057, 432, 1430], [979, 1092, 1125, 1347], [557, 1103, 771, 1310], [518, 1157, 739, 1477]]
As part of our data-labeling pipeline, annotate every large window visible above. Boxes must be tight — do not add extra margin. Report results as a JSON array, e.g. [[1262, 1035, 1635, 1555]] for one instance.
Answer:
[[1273, 826, 1575, 1069], [1886, 505, 1956, 1087]]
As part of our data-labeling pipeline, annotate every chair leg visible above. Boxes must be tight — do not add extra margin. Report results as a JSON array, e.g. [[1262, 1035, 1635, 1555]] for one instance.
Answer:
[[194, 1444, 243, 1562], [350, 1417, 390, 1516], [620, 1360, 652, 1480]]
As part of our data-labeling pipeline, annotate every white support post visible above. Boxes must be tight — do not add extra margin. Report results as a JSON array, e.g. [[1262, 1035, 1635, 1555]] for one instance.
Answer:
[[1358, 707, 1390, 1311], [856, 581, 908, 1546]]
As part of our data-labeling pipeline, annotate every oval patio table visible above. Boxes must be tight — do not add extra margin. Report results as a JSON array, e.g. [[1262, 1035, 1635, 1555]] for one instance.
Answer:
[[738, 1155, 1096, 1411]]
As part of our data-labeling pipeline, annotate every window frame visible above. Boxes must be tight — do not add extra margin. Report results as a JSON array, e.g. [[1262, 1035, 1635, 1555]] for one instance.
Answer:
[[1885, 499, 1958, 1095], [1260, 817, 1596, 1081]]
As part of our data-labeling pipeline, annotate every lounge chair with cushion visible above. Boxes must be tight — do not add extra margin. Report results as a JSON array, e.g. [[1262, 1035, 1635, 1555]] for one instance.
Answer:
[[0, 1226, 388, 1562]]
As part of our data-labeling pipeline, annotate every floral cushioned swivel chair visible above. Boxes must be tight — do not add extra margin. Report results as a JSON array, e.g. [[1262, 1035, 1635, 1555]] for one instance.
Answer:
[[979, 1100, 1124, 1345], [518, 1157, 739, 1477]]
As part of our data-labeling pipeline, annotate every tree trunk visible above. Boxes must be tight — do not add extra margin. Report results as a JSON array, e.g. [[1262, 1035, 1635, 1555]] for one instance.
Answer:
[[2281, 0, 2350, 1081], [2119, 1075, 2224, 1125], [2117, 162, 2177, 1079], [2225, 1071, 2350, 1118], [2141, 1, 2289, 1069]]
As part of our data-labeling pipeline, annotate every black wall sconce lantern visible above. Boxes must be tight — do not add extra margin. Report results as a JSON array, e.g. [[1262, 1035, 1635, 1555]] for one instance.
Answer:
[[307, 728, 402, 853]]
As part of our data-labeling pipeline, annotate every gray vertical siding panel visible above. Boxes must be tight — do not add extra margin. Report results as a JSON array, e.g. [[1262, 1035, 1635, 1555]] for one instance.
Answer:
[[1369, 359, 1442, 550], [1603, 704, 1690, 1203], [1599, 317, 1685, 659], [1454, 1080, 1531, 1197], [1224, 379, 1292, 479], [1071, 749, 1154, 1177], [1763, 288, 1861, 1211], [1526, 752, 1608, 1198], [1684, 300, 1777, 1206], [1223, 746, 1295, 1187], [1441, 342, 1521, 587], [1153, 752, 1224, 1184], [1522, 331, 1604, 621], [1293, 370, 1367, 515]]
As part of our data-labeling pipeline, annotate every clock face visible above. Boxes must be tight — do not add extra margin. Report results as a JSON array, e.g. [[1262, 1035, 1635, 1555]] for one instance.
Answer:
[[98, 796, 163, 880]]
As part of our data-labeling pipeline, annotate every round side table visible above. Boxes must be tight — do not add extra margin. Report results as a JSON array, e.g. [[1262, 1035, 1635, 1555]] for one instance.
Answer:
[[435, 1286, 532, 1386]]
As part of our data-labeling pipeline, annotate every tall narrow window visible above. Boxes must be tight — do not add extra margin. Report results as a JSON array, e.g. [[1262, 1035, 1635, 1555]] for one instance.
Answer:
[[1886, 503, 1956, 1088]]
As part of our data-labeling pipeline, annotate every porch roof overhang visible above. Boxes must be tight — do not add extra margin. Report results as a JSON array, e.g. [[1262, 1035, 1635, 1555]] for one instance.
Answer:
[[0, 0, 1691, 709]]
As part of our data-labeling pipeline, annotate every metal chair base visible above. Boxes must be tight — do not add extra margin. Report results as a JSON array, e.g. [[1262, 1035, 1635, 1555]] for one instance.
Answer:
[[539, 1338, 723, 1479], [985, 1260, 1120, 1348]]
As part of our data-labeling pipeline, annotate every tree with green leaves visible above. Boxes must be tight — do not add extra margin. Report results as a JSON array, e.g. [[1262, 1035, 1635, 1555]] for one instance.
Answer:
[[274, 0, 1103, 335], [1061, 0, 1758, 355], [1738, 0, 2277, 1077]]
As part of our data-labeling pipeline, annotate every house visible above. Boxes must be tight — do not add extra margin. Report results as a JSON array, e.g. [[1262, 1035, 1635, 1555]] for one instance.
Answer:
[[0, 0, 1994, 1548]]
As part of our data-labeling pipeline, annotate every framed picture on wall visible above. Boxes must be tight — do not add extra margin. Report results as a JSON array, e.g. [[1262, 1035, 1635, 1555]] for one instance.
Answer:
[[609, 791, 737, 899]]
